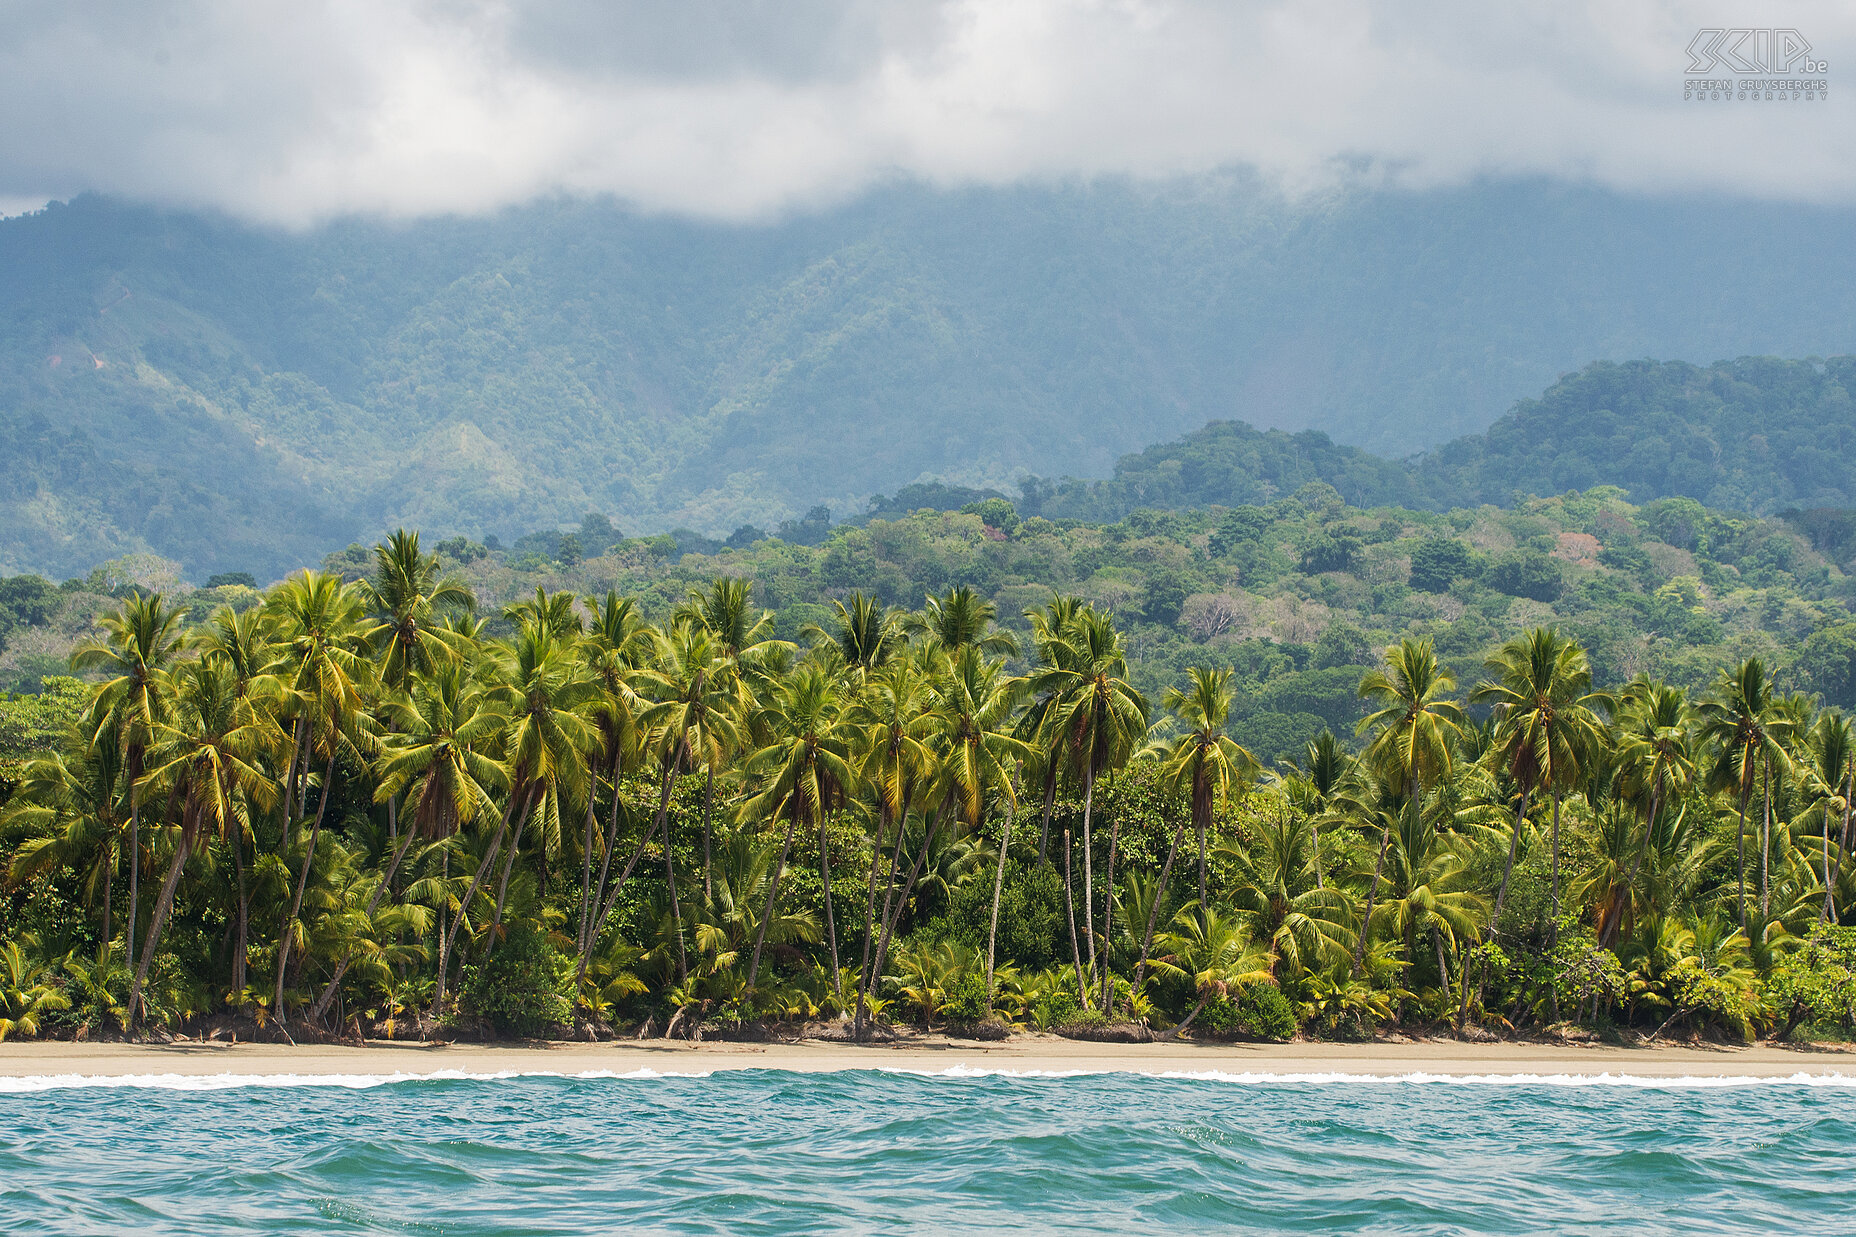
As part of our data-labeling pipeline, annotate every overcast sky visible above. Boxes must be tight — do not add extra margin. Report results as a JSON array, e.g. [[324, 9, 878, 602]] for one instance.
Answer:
[[1, 0, 1850, 224]]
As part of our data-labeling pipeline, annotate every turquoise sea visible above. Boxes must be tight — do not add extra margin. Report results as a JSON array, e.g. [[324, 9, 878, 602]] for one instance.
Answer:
[[2, 1067, 1852, 1234]]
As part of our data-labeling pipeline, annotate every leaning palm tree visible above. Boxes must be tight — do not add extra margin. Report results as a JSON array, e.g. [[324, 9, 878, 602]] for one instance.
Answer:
[[1149, 906, 1272, 1037], [1355, 638, 1462, 973], [1137, 668, 1258, 992], [129, 659, 276, 1027], [70, 592, 186, 971], [317, 664, 508, 1021], [845, 654, 940, 1038], [1602, 679, 1697, 947]]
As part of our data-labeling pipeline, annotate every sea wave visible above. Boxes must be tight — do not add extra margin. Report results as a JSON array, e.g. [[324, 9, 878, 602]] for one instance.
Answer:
[[4, 1062, 1854, 1093], [0, 1066, 715, 1093]]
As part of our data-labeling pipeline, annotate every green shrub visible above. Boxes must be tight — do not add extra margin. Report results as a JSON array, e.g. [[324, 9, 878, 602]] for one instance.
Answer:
[[460, 924, 573, 1037], [942, 972, 992, 1024], [1201, 980, 1296, 1041]]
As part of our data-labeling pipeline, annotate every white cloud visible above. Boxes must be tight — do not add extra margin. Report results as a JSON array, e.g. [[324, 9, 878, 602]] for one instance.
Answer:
[[1, 0, 1850, 224]]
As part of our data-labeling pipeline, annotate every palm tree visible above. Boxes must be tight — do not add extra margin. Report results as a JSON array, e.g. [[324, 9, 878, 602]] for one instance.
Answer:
[[1800, 710, 1853, 924], [363, 529, 475, 692], [635, 620, 744, 984], [1273, 730, 1352, 891], [129, 659, 276, 1027], [845, 655, 939, 1038], [740, 664, 853, 994], [929, 646, 1028, 996], [316, 664, 508, 1021], [1697, 658, 1791, 932], [1471, 628, 1609, 945], [1035, 609, 1148, 1009], [575, 591, 654, 964], [906, 585, 1020, 657], [265, 570, 374, 1020], [4, 728, 128, 955], [70, 592, 185, 972], [1221, 805, 1354, 981], [1355, 638, 1462, 973], [1149, 906, 1272, 1037], [804, 592, 900, 675], [1138, 668, 1258, 991], [1602, 679, 1697, 948]]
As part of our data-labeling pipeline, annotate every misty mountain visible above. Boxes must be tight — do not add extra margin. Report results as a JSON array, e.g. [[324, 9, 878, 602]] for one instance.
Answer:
[[2, 180, 1853, 579]]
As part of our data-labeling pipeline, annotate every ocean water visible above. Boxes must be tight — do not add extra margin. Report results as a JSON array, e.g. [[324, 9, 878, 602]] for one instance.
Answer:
[[2, 1067, 1853, 1234]]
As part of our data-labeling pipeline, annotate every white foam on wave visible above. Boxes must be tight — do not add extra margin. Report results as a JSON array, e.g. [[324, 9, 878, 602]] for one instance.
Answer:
[[877, 1064, 1856, 1088], [5, 1062, 1853, 1094], [0, 1066, 715, 1094]]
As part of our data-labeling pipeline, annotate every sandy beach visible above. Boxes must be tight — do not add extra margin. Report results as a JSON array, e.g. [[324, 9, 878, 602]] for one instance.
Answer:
[[4, 1035, 1853, 1082]]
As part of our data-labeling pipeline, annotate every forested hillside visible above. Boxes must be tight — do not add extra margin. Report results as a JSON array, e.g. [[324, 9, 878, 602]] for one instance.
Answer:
[[3, 183, 1853, 579], [8, 483, 1854, 769]]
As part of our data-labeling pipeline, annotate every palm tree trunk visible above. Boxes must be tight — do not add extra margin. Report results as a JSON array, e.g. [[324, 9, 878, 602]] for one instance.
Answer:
[[1060, 820, 1089, 1008], [129, 821, 193, 1030], [232, 824, 248, 997], [1080, 766, 1098, 982], [855, 806, 892, 1040], [573, 807, 657, 989], [746, 816, 798, 992], [274, 754, 335, 1022], [819, 812, 842, 1002], [1309, 809, 1323, 891], [436, 791, 524, 1009], [125, 745, 142, 969], [1134, 809, 1188, 995], [1099, 789, 1124, 1013], [1736, 784, 1750, 933], [1549, 792, 1563, 945], [1353, 810, 1397, 975], [661, 811, 689, 986], [869, 814, 938, 1018], [310, 823, 422, 1023], [985, 808, 1015, 996], [1464, 784, 1530, 1024], [1434, 926, 1456, 1018], [1760, 753, 1772, 922], [99, 834, 114, 962], [1037, 765, 1056, 862], [577, 778, 600, 956], [489, 788, 540, 949], [579, 751, 628, 966], [702, 764, 716, 903], [1196, 778, 1210, 914]]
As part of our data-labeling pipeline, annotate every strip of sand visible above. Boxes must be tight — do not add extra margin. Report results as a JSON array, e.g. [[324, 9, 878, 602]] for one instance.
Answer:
[[3, 1036, 1853, 1082]]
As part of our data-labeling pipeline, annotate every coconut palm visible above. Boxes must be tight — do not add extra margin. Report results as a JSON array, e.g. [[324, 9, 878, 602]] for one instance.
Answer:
[[928, 646, 1028, 995], [1138, 667, 1258, 991], [740, 664, 854, 993], [1799, 710, 1854, 923], [1149, 906, 1272, 1036], [4, 728, 128, 954], [362, 529, 475, 692], [317, 664, 508, 1020], [70, 592, 186, 971], [1472, 628, 1610, 944], [1032, 608, 1149, 1008], [906, 585, 1020, 657], [130, 659, 277, 1026], [1355, 638, 1462, 972], [804, 592, 900, 675], [265, 570, 374, 1020], [1697, 658, 1793, 932]]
